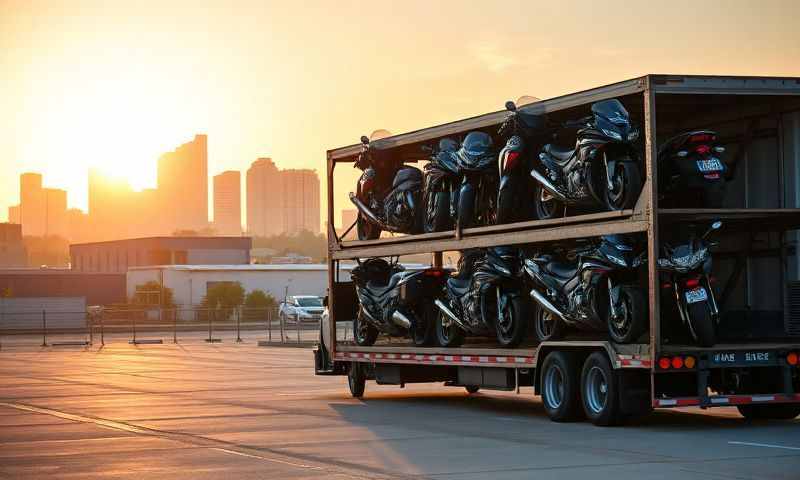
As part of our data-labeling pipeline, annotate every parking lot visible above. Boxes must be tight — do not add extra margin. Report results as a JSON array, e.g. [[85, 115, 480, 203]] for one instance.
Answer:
[[1, 341, 798, 480]]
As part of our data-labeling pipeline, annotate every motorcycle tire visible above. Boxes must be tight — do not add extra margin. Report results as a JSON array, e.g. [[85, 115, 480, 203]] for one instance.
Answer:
[[687, 300, 716, 347], [533, 182, 563, 220], [424, 190, 451, 233], [412, 303, 437, 347], [457, 184, 476, 229], [606, 285, 647, 344], [604, 159, 642, 211], [356, 214, 381, 241], [435, 308, 464, 348], [533, 304, 564, 342], [495, 295, 528, 348], [353, 308, 379, 346], [496, 183, 516, 225]]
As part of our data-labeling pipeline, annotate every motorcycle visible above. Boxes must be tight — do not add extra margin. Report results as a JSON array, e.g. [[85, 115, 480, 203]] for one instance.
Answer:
[[657, 130, 727, 208], [423, 131, 498, 232], [351, 257, 448, 347], [496, 101, 548, 224], [658, 220, 722, 347], [532, 98, 643, 220], [350, 135, 423, 240], [422, 138, 459, 232], [434, 247, 528, 347], [523, 235, 647, 344]]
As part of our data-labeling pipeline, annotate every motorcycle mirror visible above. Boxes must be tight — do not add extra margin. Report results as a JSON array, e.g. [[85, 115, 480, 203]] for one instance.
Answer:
[[360, 135, 370, 145], [702, 220, 723, 239], [505, 101, 516, 112]]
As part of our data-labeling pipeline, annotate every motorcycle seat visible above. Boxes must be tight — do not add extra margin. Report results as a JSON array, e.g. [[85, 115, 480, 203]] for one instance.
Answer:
[[366, 272, 405, 295], [545, 261, 577, 279], [447, 276, 471, 297], [543, 144, 574, 164]]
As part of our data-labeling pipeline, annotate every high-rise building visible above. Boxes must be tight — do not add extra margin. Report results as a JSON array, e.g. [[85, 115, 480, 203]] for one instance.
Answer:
[[282, 169, 320, 235], [0, 223, 26, 267], [213, 171, 241, 236], [8, 205, 20, 224], [20, 173, 45, 236], [246, 158, 283, 237], [44, 188, 67, 238], [158, 134, 208, 232], [66, 208, 90, 244]]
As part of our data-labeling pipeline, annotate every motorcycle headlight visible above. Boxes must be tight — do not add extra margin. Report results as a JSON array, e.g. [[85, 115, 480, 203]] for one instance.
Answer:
[[606, 253, 628, 267], [670, 247, 708, 270], [601, 128, 623, 141]]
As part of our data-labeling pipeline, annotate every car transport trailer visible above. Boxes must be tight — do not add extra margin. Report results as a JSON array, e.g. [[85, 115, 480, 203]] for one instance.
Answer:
[[315, 74, 800, 425]]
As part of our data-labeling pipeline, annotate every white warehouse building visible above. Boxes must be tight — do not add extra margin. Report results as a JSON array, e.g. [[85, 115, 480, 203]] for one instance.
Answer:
[[126, 264, 355, 311]]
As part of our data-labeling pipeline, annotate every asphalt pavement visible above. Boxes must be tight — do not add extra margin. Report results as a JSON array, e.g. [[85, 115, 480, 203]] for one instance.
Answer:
[[0, 341, 798, 479]]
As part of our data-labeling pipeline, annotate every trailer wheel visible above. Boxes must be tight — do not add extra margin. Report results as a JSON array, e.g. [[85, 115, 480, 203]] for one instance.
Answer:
[[737, 404, 800, 421], [580, 351, 621, 426], [465, 385, 480, 394], [540, 351, 582, 422], [347, 362, 366, 398]]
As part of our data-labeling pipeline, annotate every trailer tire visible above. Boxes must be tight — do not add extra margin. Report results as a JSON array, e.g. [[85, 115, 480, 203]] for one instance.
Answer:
[[580, 351, 622, 426], [540, 351, 582, 422], [348, 362, 366, 398], [737, 404, 800, 421]]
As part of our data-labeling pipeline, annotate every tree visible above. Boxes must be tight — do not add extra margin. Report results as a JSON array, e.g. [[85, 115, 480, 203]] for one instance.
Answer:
[[251, 230, 327, 262], [131, 281, 175, 307], [203, 282, 245, 321], [243, 289, 277, 320]]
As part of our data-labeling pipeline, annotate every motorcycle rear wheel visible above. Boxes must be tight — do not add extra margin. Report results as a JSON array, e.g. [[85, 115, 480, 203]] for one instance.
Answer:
[[424, 190, 451, 233], [435, 308, 464, 348], [534, 305, 564, 342], [533, 182, 563, 220], [687, 301, 716, 347], [604, 160, 642, 211], [495, 295, 528, 347], [356, 214, 381, 241], [353, 308, 379, 346], [606, 285, 647, 344]]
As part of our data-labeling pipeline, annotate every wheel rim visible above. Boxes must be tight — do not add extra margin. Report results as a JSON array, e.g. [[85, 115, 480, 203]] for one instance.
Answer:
[[356, 312, 370, 343], [543, 363, 565, 409], [537, 309, 555, 340], [439, 311, 454, 344], [585, 366, 608, 414], [609, 295, 631, 340], [607, 165, 627, 207], [538, 186, 557, 217], [497, 297, 514, 338]]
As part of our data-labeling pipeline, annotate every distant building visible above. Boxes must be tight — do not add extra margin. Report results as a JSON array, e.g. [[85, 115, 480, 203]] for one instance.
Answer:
[[20, 173, 45, 236], [44, 188, 67, 238], [66, 208, 90, 244], [70, 236, 252, 274], [213, 171, 241, 235], [8, 205, 20, 224], [0, 223, 26, 267], [246, 159, 320, 237], [0, 268, 125, 305], [158, 134, 208, 232]]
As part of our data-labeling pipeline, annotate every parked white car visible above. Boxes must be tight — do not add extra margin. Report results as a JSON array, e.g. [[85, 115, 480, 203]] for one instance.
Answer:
[[278, 295, 325, 323]]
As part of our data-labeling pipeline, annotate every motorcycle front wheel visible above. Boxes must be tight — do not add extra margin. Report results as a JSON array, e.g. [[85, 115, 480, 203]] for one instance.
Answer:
[[534, 304, 564, 342], [353, 308, 379, 346], [356, 214, 381, 241], [533, 182, 563, 220], [424, 190, 451, 233], [604, 159, 642, 211], [686, 300, 716, 347], [495, 294, 528, 348], [435, 308, 464, 347], [606, 285, 647, 344]]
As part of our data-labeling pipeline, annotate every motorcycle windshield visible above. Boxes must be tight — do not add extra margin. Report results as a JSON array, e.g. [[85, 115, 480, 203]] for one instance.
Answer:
[[592, 99, 631, 140], [458, 132, 494, 169], [664, 243, 708, 271]]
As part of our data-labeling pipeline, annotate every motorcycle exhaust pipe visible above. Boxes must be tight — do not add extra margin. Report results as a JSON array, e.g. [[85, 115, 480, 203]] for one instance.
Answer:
[[348, 192, 390, 231], [434, 299, 469, 331], [530, 170, 568, 203], [391, 310, 412, 329], [529, 289, 568, 322]]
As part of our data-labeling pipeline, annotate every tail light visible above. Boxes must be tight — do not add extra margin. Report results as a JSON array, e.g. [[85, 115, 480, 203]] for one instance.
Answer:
[[690, 134, 714, 143], [695, 145, 711, 155], [787, 352, 798, 366], [671, 356, 684, 369], [658, 355, 696, 370], [424, 269, 444, 278], [503, 151, 521, 171], [658, 357, 672, 370], [684, 356, 696, 369], [685, 278, 701, 289]]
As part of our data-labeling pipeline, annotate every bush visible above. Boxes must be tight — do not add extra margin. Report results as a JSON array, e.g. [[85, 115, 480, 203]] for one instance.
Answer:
[[131, 281, 175, 307], [243, 289, 277, 320], [202, 282, 245, 322]]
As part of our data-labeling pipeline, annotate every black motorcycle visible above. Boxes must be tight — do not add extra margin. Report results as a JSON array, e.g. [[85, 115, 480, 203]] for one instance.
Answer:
[[523, 235, 647, 344], [658, 130, 727, 208], [658, 221, 722, 347], [350, 136, 423, 240], [532, 98, 643, 219], [434, 247, 528, 347], [422, 138, 459, 232], [496, 101, 547, 224], [423, 131, 498, 232], [351, 258, 447, 347]]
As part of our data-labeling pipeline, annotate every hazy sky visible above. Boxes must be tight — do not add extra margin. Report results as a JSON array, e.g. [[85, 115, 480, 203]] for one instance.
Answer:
[[2, 0, 799, 228]]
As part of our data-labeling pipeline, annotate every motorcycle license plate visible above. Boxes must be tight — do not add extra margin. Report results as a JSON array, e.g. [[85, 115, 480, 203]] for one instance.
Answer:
[[696, 158, 723, 173], [685, 287, 708, 304]]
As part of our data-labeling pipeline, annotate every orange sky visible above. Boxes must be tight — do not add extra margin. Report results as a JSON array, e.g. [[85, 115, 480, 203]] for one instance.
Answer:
[[2, 0, 799, 229]]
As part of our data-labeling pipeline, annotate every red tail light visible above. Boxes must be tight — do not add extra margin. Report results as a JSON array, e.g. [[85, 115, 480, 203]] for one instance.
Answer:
[[671, 357, 684, 369], [695, 145, 711, 155], [788, 352, 798, 366], [424, 269, 444, 277], [690, 134, 714, 143], [658, 357, 671, 370], [503, 151, 521, 171], [685, 278, 700, 289]]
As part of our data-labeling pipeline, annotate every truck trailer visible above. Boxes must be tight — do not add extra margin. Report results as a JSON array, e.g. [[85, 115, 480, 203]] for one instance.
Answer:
[[315, 74, 800, 426]]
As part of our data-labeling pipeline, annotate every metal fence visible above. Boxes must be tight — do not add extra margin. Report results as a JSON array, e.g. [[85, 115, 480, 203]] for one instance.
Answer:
[[0, 305, 326, 348]]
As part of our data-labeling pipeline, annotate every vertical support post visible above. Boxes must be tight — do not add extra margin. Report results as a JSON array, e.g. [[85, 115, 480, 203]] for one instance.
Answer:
[[41, 310, 47, 347], [643, 79, 660, 401], [173, 308, 177, 343], [433, 252, 443, 268], [296, 311, 300, 343], [267, 308, 272, 342], [280, 310, 285, 342], [208, 309, 213, 342], [132, 310, 137, 344], [236, 307, 242, 343], [88, 312, 93, 346], [100, 310, 105, 346], [326, 153, 338, 361]]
